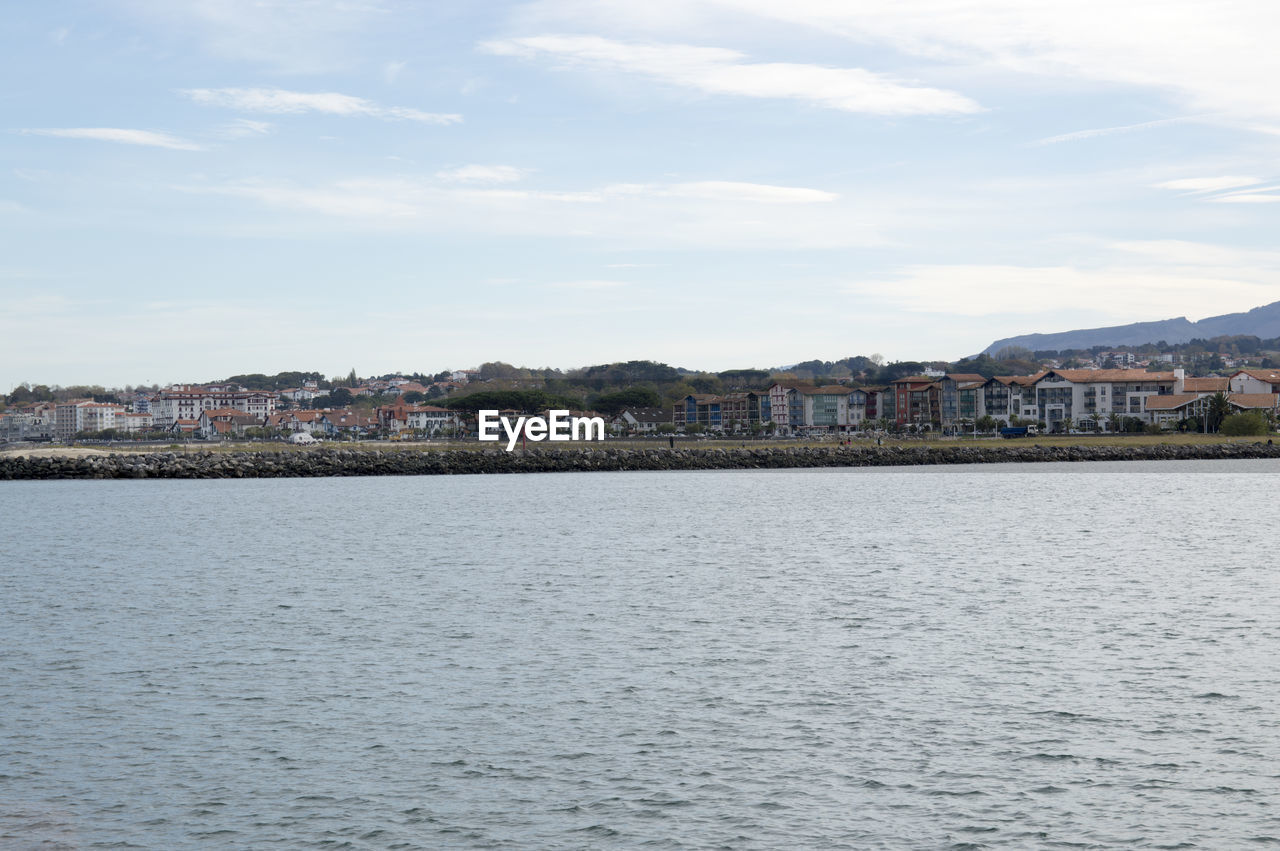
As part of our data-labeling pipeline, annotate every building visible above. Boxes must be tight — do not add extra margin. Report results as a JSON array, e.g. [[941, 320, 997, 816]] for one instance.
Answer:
[[768, 384, 804, 433], [196, 408, 262, 439], [613, 408, 671, 434], [53, 401, 127, 441], [888, 377, 941, 429], [1229, 369, 1280, 394], [939, 374, 986, 430], [1028, 369, 1181, 431], [404, 406, 460, 435], [150, 385, 277, 427]]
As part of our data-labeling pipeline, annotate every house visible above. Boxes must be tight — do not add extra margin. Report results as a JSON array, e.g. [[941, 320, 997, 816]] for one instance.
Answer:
[[613, 408, 671, 434], [279, 386, 321, 403], [196, 408, 262, 439], [266, 410, 328, 435], [1229, 369, 1280, 394], [377, 402, 459, 434], [1228, 394, 1279, 414], [384, 381, 431, 397], [322, 409, 378, 437]]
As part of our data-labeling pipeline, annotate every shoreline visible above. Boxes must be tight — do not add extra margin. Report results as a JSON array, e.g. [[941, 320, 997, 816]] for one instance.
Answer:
[[2, 441, 1279, 479]]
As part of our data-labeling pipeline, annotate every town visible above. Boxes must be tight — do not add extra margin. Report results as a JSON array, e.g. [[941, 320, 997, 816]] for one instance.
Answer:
[[4, 345, 1280, 444]]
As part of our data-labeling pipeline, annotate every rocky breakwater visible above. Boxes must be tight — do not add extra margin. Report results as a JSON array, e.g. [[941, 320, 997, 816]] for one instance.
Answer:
[[2, 441, 1280, 481]]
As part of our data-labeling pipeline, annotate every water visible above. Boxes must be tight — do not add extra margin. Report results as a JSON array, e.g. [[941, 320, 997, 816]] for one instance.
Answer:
[[3, 460, 1280, 848]]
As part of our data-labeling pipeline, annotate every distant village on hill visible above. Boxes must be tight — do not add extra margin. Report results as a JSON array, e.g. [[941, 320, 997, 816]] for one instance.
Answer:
[[5, 334, 1280, 443]]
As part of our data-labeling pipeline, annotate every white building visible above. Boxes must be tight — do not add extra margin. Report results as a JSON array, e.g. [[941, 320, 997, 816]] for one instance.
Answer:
[[54, 401, 127, 441], [1229, 368, 1280, 395], [1032, 369, 1182, 431], [404, 406, 460, 434], [150, 385, 277, 427]]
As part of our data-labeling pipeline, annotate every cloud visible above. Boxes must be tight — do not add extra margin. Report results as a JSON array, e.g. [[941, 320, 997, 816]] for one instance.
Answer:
[[1154, 175, 1262, 193], [436, 164, 528, 184], [1034, 116, 1201, 146], [20, 127, 203, 151], [217, 118, 273, 139], [517, 2, 1280, 127], [181, 87, 462, 124], [679, 1, 1280, 125], [481, 34, 981, 116], [174, 175, 879, 248], [846, 255, 1278, 321], [1210, 193, 1280, 204], [184, 180, 421, 218]]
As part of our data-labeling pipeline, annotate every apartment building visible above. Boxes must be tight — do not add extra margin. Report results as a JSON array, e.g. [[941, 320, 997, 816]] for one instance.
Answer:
[[150, 385, 278, 427]]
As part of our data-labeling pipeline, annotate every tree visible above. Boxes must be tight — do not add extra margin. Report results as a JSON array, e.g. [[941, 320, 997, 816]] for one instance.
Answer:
[[995, 345, 1034, 361], [976, 414, 997, 433], [1207, 392, 1232, 432], [402, 391, 426, 404], [592, 386, 662, 415], [685, 422, 706, 434]]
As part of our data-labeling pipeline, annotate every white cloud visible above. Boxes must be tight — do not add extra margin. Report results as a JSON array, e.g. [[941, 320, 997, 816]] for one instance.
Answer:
[[181, 87, 462, 124], [1034, 116, 1201, 146], [184, 180, 421, 218], [1154, 175, 1262, 193], [517, 2, 1280, 125], [847, 257, 1277, 321], [21, 127, 203, 151], [436, 164, 528, 184], [482, 34, 981, 116], [693, 1, 1280, 125], [174, 175, 879, 247], [217, 118, 273, 139], [1210, 193, 1280, 204]]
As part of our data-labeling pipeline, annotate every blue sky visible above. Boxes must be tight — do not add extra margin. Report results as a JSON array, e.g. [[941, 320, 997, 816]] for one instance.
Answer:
[[4, 1, 1280, 389]]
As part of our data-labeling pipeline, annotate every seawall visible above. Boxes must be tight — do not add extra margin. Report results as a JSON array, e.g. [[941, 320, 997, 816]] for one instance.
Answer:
[[2, 442, 1279, 480]]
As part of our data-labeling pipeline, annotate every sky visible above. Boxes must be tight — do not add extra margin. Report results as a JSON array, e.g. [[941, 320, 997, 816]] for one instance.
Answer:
[[4, 0, 1280, 390]]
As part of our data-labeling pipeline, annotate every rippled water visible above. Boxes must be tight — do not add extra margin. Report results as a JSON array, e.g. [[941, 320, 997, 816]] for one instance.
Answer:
[[3, 460, 1280, 848]]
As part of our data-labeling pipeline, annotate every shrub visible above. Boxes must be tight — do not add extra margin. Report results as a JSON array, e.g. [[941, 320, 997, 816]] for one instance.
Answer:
[[1220, 411, 1270, 436]]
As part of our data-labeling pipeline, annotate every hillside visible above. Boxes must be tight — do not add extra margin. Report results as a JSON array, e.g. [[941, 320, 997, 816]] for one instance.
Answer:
[[983, 300, 1280, 355]]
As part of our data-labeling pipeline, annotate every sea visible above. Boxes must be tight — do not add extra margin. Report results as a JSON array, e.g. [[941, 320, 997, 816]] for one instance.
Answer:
[[3, 460, 1280, 849]]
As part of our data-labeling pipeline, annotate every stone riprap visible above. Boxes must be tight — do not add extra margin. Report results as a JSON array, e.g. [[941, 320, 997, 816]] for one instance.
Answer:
[[2, 442, 1279, 480]]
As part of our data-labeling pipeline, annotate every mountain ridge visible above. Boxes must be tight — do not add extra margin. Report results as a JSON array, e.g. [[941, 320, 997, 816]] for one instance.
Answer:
[[983, 300, 1280, 355]]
